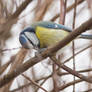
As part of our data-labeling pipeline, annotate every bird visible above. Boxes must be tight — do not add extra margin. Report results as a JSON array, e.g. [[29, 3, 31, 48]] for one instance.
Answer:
[[19, 21, 92, 51]]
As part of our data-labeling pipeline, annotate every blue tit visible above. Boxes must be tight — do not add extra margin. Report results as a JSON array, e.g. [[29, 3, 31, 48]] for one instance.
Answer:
[[19, 21, 92, 50]]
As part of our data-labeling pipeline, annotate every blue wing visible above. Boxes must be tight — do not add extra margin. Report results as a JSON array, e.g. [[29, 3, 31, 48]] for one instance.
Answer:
[[31, 21, 72, 32]]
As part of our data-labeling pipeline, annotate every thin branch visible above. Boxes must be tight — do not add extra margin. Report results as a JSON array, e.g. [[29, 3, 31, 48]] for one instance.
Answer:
[[58, 68, 92, 76], [0, 47, 21, 53], [8, 0, 33, 20], [0, 55, 16, 75], [50, 56, 92, 84], [10, 83, 32, 92], [59, 0, 67, 24], [35, 77, 48, 92], [63, 44, 92, 64], [0, 61, 11, 75], [51, 0, 85, 21], [21, 74, 48, 92], [52, 63, 59, 92], [34, 0, 53, 21], [80, 88, 92, 92], [59, 79, 82, 90], [2, 48, 28, 92], [0, 0, 33, 39], [10, 74, 52, 92]]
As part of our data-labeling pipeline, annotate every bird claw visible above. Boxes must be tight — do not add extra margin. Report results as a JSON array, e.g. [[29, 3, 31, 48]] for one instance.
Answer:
[[35, 52, 43, 60], [34, 48, 46, 60]]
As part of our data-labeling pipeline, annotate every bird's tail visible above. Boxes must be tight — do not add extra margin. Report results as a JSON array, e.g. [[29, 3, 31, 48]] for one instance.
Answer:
[[79, 34, 92, 40]]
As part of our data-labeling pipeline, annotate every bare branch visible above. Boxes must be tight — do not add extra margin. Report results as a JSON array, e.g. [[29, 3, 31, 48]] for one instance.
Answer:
[[59, 79, 82, 90], [51, 0, 85, 21], [0, 0, 33, 39], [51, 56, 92, 83], [63, 44, 92, 64], [22, 74, 48, 92]]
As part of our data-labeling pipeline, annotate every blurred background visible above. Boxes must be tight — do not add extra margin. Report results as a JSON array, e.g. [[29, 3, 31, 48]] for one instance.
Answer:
[[0, 0, 92, 92]]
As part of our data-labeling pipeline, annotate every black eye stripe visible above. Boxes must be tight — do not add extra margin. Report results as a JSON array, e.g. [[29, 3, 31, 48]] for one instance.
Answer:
[[24, 33, 34, 46]]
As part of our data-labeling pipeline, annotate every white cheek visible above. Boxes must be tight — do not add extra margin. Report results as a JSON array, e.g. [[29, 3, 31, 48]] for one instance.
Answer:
[[25, 32, 39, 46], [21, 34, 33, 49], [27, 41, 33, 49]]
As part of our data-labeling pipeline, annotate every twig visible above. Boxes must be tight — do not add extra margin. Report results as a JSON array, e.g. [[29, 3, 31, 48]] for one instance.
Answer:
[[35, 77, 48, 92], [2, 48, 28, 92], [0, 61, 11, 75], [34, 0, 53, 21], [0, 0, 33, 39], [80, 88, 92, 92], [8, 0, 33, 20], [59, 79, 82, 90], [10, 83, 32, 92], [0, 55, 16, 75], [50, 56, 92, 83], [0, 47, 21, 53], [58, 68, 92, 76], [21, 74, 48, 92], [10, 74, 52, 92], [59, 0, 67, 24], [63, 44, 92, 64], [51, 0, 85, 21], [72, 0, 77, 91], [52, 63, 59, 92]]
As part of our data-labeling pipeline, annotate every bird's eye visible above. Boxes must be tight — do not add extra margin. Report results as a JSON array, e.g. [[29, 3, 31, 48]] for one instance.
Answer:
[[48, 24, 52, 28]]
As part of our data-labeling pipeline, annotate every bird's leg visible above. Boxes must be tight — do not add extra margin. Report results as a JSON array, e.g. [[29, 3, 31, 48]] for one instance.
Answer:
[[38, 48, 47, 53], [34, 47, 46, 59]]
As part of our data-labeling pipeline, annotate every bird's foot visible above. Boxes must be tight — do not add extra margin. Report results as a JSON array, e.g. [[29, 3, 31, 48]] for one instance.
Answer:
[[35, 52, 43, 60]]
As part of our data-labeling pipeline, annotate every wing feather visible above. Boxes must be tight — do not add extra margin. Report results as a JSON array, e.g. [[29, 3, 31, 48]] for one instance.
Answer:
[[36, 26, 69, 48], [31, 21, 72, 32]]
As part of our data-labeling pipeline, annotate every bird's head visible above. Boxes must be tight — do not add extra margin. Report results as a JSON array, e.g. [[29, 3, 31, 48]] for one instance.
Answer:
[[19, 27, 40, 49]]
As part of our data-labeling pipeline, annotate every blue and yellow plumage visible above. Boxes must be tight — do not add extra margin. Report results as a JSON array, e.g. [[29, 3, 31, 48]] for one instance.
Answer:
[[36, 26, 69, 48], [19, 21, 92, 50]]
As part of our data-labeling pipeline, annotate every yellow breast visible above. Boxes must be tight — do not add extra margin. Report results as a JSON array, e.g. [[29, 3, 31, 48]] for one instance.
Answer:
[[36, 26, 69, 48]]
